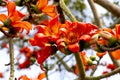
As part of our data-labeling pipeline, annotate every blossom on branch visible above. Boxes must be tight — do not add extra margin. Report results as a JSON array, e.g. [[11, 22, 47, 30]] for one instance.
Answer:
[[0, 2, 32, 34]]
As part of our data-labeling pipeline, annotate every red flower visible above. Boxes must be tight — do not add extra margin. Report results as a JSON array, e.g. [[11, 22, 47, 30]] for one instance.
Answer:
[[0, 2, 32, 32], [36, 44, 57, 65], [18, 59, 31, 69], [115, 24, 120, 39], [20, 47, 32, 58], [61, 21, 98, 53], [102, 71, 109, 74], [107, 64, 116, 70]]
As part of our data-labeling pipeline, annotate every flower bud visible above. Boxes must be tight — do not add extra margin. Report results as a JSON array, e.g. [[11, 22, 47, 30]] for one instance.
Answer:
[[90, 56, 96, 61], [87, 60, 93, 66], [90, 34, 99, 44], [100, 31, 113, 40]]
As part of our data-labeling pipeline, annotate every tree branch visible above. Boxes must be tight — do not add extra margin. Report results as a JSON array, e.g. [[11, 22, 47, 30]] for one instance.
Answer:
[[86, 67, 120, 80], [88, 0, 102, 28], [74, 53, 86, 80], [55, 54, 73, 72], [59, 0, 77, 22], [94, 0, 120, 17]]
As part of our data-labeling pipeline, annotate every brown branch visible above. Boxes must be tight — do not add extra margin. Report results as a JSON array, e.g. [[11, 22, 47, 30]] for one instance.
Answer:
[[0, 25, 17, 37], [74, 53, 86, 80], [88, 0, 102, 28], [55, 0, 65, 23], [96, 42, 120, 51], [86, 67, 120, 80], [94, 0, 120, 17], [9, 37, 15, 80]]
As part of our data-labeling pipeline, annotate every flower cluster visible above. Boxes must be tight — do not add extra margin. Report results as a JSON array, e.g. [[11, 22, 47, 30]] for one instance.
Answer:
[[29, 15, 98, 67]]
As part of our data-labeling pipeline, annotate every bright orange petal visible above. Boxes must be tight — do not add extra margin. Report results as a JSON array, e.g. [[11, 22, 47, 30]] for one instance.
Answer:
[[111, 49, 120, 60], [18, 75, 30, 80], [10, 11, 21, 22], [12, 21, 32, 31], [38, 72, 46, 80], [7, 2, 16, 17], [80, 52, 89, 65], [17, 11, 25, 18], [37, 0, 48, 10], [0, 14, 7, 22], [96, 52, 106, 58], [42, 5, 57, 17]]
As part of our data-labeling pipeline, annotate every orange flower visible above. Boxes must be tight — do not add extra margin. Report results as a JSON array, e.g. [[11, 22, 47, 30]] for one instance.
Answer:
[[37, 72, 46, 80], [0, 2, 32, 32], [80, 51, 89, 66], [31, 15, 61, 47], [37, 0, 57, 17], [0, 72, 3, 78], [110, 49, 120, 60], [18, 75, 30, 80], [96, 52, 107, 58]]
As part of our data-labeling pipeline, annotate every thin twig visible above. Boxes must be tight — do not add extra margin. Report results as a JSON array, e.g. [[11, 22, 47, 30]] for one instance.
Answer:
[[86, 67, 120, 80], [49, 55, 66, 70], [9, 37, 14, 80], [90, 58, 102, 76], [55, 54, 73, 72], [88, 0, 102, 28]]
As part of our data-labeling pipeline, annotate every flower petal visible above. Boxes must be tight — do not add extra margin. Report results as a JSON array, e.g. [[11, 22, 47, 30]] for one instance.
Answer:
[[0, 14, 7, 22], [110, 49, 120, 60], [37, 0, 48, 10], [7, 2, 16, 17], [42, 5, 57, 17], [38, 72, 46, 80], [68, 43, 80, 53], [17, 11, 25, 18], [13, 21, 32, 31]]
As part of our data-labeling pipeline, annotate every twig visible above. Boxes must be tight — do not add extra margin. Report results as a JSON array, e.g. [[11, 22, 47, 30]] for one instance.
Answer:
[[90, 58, 102, 76], [86, 67, 120, 80], [96, 42, 120, 51], [9, 37, 14, 80], [88, 0, 102, 28], [49, 55, 66, 70], [55, 54, 73, 72]]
